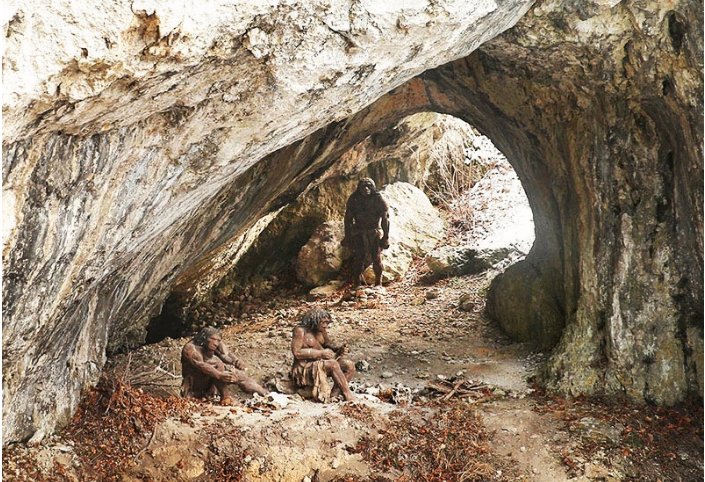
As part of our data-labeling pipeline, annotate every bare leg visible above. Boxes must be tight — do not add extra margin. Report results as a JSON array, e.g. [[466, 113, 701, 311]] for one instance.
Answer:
[[339, 358, 356, 382], [324, 360, 355, 401], [352, 253, 366, 287], [331, 358, 356, 399], [238, 377, 268, 396], [216, 368, 269, 401], [372, 244, 384, 286]]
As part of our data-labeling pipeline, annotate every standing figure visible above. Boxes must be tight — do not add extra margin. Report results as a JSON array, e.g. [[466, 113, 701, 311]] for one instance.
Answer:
[[181, 326, 268, 405], [290, 308, 356, 402], [342, 178, 390, 286]]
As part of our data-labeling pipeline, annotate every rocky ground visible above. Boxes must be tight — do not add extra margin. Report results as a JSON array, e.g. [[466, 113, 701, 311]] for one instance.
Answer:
[[3, 263, 703, 481]]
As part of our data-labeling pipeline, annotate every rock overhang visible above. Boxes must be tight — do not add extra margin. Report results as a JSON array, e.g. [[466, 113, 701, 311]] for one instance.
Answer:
[[2, 0, 537, 445]]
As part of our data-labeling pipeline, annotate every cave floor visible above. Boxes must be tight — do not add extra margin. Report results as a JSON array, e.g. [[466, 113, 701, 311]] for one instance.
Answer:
[[4, 268, 703, 481]]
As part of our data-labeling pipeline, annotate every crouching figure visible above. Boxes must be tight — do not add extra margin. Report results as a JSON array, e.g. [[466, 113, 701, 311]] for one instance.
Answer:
[[181, 326, 268, 405], [290, 308, 356, 402]]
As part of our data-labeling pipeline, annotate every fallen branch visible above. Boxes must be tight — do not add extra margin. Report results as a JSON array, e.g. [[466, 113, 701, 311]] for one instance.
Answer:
[[442, 379, 466, 401], [134, 427, 158, 461], [155, 366, 180, 379], [427, 378, 490, 400]]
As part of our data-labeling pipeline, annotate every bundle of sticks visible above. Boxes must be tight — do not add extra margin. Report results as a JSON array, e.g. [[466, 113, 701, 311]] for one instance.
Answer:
[[426, 377, 491, 401]]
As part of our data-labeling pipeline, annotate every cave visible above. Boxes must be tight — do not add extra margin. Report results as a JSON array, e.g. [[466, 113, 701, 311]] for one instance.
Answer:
[[144, 111, 536, 346], [2, 0, 702, 455]]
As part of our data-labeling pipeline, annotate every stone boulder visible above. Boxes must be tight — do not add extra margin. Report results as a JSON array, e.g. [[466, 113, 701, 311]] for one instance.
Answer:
[[425, 244, 518, 276], [296, 221, 345, 287], [426, 152, 533, 276], [456, 156, 534, 252], [307, 280, 345, 300], [486, 260, 565, 350]]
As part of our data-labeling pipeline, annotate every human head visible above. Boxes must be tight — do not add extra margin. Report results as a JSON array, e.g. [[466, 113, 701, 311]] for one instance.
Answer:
[[193, 326, 221, 351], [300, 308, 332, 332], [356, 178, 376, 196]]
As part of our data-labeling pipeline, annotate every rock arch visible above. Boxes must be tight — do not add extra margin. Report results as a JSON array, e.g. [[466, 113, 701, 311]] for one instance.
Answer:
[[3, 0, 701, 445]]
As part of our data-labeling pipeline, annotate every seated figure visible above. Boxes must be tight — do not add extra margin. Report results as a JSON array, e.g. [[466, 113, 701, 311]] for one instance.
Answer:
[[181, 326, 268, 404], [290, 308, 356, 402]]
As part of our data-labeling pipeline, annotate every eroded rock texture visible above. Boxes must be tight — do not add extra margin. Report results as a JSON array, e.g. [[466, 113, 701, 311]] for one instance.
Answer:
[[3, 0, 532, 444], [202, 112, 474, 295], [3, 0, 702, 445], [419, 0, 703, 402]]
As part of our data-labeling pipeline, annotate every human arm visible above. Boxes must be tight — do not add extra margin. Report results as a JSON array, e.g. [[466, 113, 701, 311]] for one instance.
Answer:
[[379, 199, 390, 249], [322, 332, 347, 356], [291, 327, 335, 360], [216, 343, 246, 370], [183, 343, 237, 383]]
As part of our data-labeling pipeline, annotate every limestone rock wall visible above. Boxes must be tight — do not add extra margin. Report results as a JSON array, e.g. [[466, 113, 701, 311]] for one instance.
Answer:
[[2, 0, 532, 444], [3, 0, 701, 447], [203, 112, 476, 296], [420, 0, 703, 404]]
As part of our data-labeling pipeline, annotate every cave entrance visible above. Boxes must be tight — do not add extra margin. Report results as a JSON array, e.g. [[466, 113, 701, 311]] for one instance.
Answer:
[[146, 112, 534, 344]]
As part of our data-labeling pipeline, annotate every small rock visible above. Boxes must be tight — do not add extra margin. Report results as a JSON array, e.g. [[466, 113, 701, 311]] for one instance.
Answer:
[[381, 371, 393, 379], [356, 360, 371, 372], [572, 417, 622, 444], [364, 386, 380, 396], [519, 446, 527, 452], [425, 289, 440, 300], [584, 462, 610, 479], [267, 392, 290, 409], [391, 384, 413, 405], [458, 293, 475, 312]]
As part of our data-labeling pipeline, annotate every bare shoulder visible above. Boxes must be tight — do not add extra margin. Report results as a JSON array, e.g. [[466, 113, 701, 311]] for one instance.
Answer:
[[292, 326, 305, 337], [376, 193, 388, 209], [182, 341, 201, 359]]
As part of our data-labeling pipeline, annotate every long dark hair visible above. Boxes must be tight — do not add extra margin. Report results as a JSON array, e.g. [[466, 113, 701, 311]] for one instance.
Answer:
[[300, 308, 332, 331], [192, 326, 220, 347], [357, 177, 377, 193]]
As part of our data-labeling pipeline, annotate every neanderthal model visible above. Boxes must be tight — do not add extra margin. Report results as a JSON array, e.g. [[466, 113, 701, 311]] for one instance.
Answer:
[[290, 308, 356, 402], [180, 327, 268, 404], [342, 178, 390, 286]]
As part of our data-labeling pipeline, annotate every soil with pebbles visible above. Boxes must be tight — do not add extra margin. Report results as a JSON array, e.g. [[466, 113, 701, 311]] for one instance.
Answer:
[[4, 265, 702, 481]]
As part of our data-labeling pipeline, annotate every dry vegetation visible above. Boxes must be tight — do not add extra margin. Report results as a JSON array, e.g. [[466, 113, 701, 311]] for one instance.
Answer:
[[351, 401, 518, 482]]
